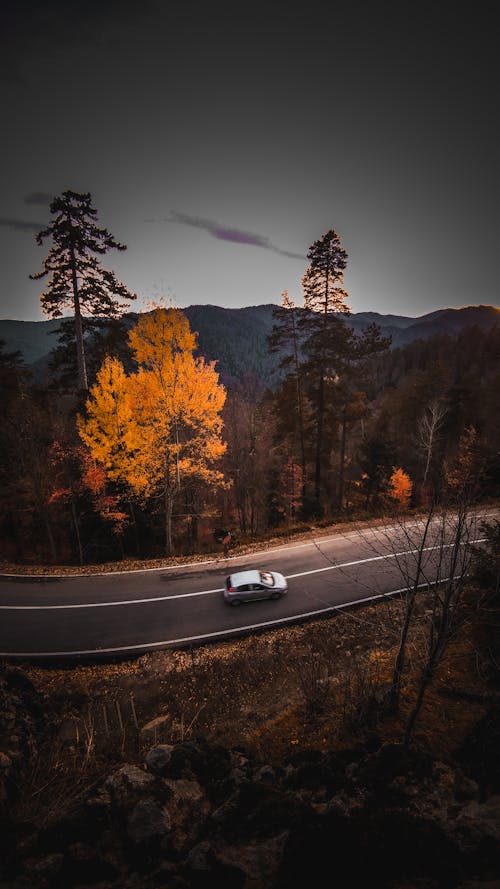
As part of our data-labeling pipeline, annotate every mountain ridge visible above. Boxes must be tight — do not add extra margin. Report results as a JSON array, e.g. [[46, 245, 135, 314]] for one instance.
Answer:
[[1, 303, 498, 386]]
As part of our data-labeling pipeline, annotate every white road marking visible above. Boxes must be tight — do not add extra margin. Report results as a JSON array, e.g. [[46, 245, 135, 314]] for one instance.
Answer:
[[0, 538, 486, 611], [0, 578, 456, 658], [0, 588, 223, 609]]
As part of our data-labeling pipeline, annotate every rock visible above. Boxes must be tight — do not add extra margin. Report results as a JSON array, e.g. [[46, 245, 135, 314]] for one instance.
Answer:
[[253, 764, 276, 783], [5, 721, 500, 888], [144, 743, 175, 775], [216, 833, 288, 887], [105, 763, 156, 805], [186, 839, 214, 871], [127, 798, 171, 843], [154, 740, 206, 779], [145, 739, 231, 785], [162, 777, 211, 851]]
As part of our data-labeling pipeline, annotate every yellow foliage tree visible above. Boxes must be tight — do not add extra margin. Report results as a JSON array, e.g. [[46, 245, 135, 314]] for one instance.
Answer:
[[128, 305, 197, 373], [79, 308, 227, 554], [388, 467, 413, 509], [77, 356, 135, 481]]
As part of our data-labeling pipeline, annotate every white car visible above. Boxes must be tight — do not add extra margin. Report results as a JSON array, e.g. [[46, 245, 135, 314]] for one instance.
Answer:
[[224, 569, 288, 606]]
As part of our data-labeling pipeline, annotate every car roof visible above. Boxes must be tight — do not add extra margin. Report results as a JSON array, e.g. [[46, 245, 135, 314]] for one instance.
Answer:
[[229, 570, 263, 585]]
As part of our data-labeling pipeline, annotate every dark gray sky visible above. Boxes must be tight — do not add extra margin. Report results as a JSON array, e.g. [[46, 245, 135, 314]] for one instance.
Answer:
[[1, 0, 498, 321]]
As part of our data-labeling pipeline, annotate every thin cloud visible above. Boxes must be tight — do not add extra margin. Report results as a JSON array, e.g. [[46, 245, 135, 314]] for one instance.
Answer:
[[160, 211, 306, 260], [24, 192, 53, 206], [0, 218, 44, 234]]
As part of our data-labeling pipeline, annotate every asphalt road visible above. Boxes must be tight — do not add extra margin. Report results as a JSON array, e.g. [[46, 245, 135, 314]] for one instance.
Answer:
[[0, 513, 492, 661]]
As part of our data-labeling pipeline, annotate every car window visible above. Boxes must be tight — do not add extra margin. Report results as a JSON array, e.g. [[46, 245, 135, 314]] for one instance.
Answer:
[[260, 571, 274, 585]]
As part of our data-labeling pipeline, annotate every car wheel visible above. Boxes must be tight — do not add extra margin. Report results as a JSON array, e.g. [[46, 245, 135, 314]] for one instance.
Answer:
[[270, 592, 282, 600], [230, 599, 242, 606]]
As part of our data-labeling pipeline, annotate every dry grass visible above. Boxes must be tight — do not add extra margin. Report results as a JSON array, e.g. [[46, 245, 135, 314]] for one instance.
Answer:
[[15, 592, 493, 827]]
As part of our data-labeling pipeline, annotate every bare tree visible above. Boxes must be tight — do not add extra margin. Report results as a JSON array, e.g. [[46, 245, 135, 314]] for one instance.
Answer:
[[403, 502, 478, 744], [416, 399, 447, 486], [386, 504, 437, 713], [350, 497, 479, 744]]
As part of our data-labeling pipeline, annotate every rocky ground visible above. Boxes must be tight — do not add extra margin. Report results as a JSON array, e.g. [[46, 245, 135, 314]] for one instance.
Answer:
[[1, 524, 500, 888]]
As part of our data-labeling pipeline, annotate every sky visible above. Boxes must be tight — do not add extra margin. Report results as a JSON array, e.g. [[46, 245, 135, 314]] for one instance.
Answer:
[[1, 0, 498, 322]]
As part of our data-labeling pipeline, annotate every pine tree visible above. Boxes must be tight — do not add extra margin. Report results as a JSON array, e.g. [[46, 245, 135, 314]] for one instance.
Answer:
[[299, 229, 351, 511], [301, 229, 349, 316], [30, 190, 136, 393]]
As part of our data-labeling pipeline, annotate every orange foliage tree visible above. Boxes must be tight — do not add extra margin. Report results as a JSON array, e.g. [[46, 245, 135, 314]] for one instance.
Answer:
[[78, 308, 227, 554], [388, 467, 413, 509], [77, 356, 135, 482], [49, 439, 129, 563]]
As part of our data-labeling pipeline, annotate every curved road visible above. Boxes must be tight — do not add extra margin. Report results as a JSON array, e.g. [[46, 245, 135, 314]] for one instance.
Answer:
[[0, 513, 491, 661]]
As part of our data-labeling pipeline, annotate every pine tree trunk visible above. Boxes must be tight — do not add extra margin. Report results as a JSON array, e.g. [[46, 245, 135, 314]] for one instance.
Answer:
[[291, 320, 307, 507], [314, 373, 324, 507], [68, 234, 88, 392], [337, 414, 347, 510]]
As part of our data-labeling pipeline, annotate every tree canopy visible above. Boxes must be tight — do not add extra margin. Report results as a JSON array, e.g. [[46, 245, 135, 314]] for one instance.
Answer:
[[78, 308, 227, 555], [31, 190, 136, 392]]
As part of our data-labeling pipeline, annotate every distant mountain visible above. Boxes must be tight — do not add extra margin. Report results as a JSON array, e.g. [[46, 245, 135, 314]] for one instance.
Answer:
[[0, 304, 498, 388], [0, 317, 64, 365], [346, 305, 500, 348], [184, 304, 280, 386]]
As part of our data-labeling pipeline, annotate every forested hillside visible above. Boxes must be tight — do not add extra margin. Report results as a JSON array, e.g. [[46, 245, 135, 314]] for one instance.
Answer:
[[1, 303, 498, 389], [1, 299, 498, 566]]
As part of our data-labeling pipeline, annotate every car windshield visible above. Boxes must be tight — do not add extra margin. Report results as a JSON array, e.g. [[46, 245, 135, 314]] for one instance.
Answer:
[[259, 571, 274, 585]]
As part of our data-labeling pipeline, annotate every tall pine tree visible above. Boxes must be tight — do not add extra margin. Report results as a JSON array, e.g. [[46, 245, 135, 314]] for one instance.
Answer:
[[30, 191, 136, 393], [300, 229, 350, 510]]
